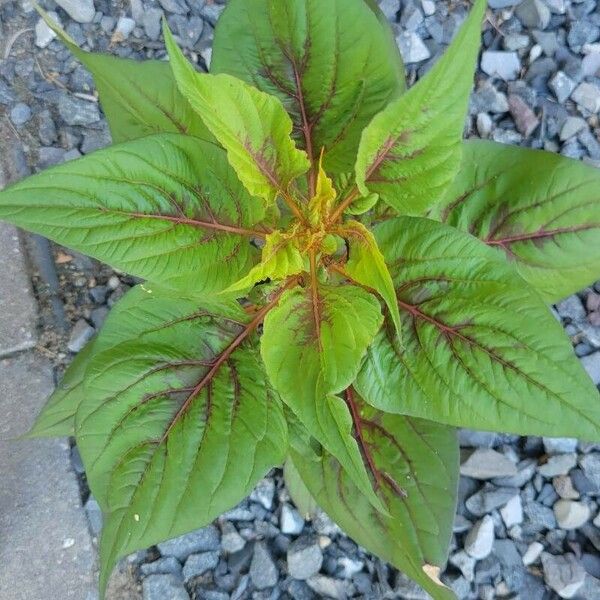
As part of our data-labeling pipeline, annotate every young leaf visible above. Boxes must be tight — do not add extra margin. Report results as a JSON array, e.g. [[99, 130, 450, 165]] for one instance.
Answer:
[[355, 216, 600, 439], [163, 23, 310, 207], [354, 0, 486, 216], [261, 284, 386, 511], [225, 230, 306, 294], [308, 156, 337, 226], [289, 402, 458, 600], [211, 0, 406, 175], [36, 6, 208, 142], [0, 134, 265, 294], [337, 220, 403, 343], [74, 290, 287, 595], [434, 140, 600, 303]]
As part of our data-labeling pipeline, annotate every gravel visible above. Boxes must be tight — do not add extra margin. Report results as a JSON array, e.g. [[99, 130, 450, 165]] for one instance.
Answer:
[[3, 0, 600, 598]]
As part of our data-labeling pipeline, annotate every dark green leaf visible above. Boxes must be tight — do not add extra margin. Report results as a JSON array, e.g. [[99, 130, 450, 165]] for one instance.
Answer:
[[356, 216, 600, 439], [74, 290, 287, 595], [434, 140, 600, 303], [354, 0, 485, 215], [289, 399, 458, 600], [211, 0, 405, 175], [0, 134, 265, 294]]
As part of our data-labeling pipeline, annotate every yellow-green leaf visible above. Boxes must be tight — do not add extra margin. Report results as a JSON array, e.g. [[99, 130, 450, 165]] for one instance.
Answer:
[[164, 22, 310, 206]]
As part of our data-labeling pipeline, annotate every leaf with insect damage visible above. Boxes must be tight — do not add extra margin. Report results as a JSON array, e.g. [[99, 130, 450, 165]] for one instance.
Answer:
[[74, 289, 287, 596]]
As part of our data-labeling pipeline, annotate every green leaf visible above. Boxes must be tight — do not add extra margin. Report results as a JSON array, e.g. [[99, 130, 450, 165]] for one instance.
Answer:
[[0, 134, 265, 294], [338, 220, 403, 343], [26, 339, 96, 438], [433, 140, 600, 303], [164, 23, 310, 206], [211, 0, 405, 175], [283, 459, 319, 521], [26, 285, 193, 438], [225, 230, 306, 294], [355, 216, 600, 439], [354, 0, 485, 216], [36, 6, 208, 142], [289, 400, 458, 600], [74, 290, 287, 595], [261, 283, 385, 511]]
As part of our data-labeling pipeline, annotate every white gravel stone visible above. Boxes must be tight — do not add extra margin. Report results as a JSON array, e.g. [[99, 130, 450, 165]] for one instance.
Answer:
[[572, 82, 600, 113], [500, 494, 523, 528], [67, 319, 94, 353], [460, 448, 518, 479], [543, 437, 579, 455], [35, 12, 61, 48], [280, 503, 304, 535], [554, 499, 591, 530], [549, 71, 576, 104], [476, 112, 492, 138], [464, 515, 494, 560], [449, 551, 476, 582], [553, 475, 580, 499], [397, 31, 431, 64], [522, 541, 544, 566], [481, 51, 521, 80], [115, 16, 136, 39], [55, 0, 95, 23], [250, 478, 275, 510]]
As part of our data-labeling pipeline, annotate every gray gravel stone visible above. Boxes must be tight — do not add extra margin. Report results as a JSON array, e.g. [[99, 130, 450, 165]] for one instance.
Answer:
[[544, 437, 579, 455], [560, 116, 587, 141], [460, 448, 518, 479], [465, 484, 518, 516], [58, 95, 100, 126], [55, 0, 96, 24], [508, 94, 539, 136], [541, 553, 586, 598], [464, 515, 494, 559], [378, 0, 399, 20], [115, 17, 136, 40], [500, 494, 523, 528], [288, 536, 323, 580], [182, 551, 219, 582], [581, 352, 600, 385], [67, 319, 94, 353], [83, 496, 102, 536], [523, 501, 557, 532], [157, 526, 220, 561], [249, 542, 278, 589], [549, 71, 577, 104], [449, 551, 476, 582], [159, 0, 188, 15], [306, 575, 346, 599], [140, 556, 183, 577], [522, 541, 545, 566], [579, 452, 600, 489], [539, 453, 578, 477], [143, 8, 164, 41], [220, 521, 245, 554], [481, 51, 521, 80], [516, 0, 551, 29], [572, 82, 600, 113], [557, 296, 587, 322], [142, 574, 189, 600], [10, 103, 32, 126]]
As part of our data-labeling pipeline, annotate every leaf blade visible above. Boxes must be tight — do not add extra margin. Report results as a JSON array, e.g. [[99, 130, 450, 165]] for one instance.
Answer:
[[74, 291, 287, 595], [354, 0, 486, 215], [356, 216, 600, 439], [261, 283, 385, 511], [211, 0, 405, 175], [164, 23, 310, 206], [0, 134, 264, 294], [289, 404, 458, 600], [434, 139, 600, 302]]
